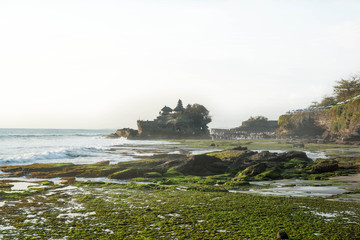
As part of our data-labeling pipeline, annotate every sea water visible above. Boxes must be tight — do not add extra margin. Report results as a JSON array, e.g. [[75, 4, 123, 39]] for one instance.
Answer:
[[0, 128, 176, 166]]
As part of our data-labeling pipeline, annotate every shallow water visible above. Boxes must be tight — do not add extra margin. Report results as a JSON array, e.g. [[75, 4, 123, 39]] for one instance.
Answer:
[[229, 179, 351, 197], [248, 185, 347, 197]]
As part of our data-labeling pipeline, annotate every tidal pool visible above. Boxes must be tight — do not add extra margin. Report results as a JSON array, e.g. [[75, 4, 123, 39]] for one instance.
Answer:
[[248, 185, 347, 197], [230, 179, 351, 197]]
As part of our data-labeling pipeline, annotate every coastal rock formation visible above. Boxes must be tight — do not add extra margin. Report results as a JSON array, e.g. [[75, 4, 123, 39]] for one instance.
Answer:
[[114, 100, 211, 139], [278, 96, 360, 143], [0, 147, 315, 181], [115, 128, 138, 138], [174, 154, 228, 176]]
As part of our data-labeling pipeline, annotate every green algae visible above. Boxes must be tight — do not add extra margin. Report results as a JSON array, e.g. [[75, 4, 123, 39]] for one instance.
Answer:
[[173, 139, 360, 153], [1, 182, 360, 239]]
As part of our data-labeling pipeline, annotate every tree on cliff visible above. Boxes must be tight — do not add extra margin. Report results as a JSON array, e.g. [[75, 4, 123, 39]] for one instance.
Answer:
[[311, 95, 337, 107], [333, 75, 360, 102], [248, 116, 268, 122], [185, 104, 211, 130]]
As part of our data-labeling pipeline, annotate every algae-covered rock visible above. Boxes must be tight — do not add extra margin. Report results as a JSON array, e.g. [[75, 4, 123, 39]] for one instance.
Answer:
[[96, 160, 110, 166], [175, 154, 228, 176], [312, 160, 339, 173], [109, 168, 146, 179], [236, 163, 267, 179], [144, 172, 163, 178]]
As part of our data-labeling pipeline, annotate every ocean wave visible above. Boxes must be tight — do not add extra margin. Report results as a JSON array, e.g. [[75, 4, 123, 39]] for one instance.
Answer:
[[0, 148, 98, 165], [0, 134, 102, 139]]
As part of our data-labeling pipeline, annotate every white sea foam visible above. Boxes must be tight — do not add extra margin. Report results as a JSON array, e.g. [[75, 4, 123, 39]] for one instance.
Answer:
[[0, 128, 179, 166]]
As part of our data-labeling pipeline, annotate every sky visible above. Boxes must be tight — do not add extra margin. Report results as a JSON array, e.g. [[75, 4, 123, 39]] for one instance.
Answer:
[[1, 0, 360, 129]]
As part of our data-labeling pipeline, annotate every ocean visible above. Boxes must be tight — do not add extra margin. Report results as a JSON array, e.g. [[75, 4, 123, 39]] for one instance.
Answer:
[[0, 128, 179, 166]]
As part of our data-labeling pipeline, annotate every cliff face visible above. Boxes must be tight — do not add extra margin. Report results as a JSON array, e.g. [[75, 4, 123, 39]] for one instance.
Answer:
[[278, 97, 360, 143]]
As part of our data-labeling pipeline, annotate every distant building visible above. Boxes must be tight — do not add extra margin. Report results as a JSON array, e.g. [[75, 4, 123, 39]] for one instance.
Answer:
[[211, 116, 279, 140]]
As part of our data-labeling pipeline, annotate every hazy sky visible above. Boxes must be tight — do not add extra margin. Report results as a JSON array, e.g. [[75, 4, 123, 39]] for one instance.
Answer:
[[1, 0, 360, 129]]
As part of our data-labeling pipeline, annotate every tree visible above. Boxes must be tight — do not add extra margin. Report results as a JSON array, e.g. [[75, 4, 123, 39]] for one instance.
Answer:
[[174, 99, 184, 112], [185, 104, 212, 129], [319, 96, 336, 106], [333, 75, 360, 102], [248, 116, 268, 122]]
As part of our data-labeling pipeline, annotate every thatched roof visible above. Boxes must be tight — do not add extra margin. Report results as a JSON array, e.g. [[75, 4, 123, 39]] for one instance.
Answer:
[[161, 106, 173, 112]]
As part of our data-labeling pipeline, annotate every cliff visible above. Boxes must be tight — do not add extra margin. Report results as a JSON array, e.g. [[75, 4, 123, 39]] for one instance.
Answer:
[[278, 97, 360, 143]]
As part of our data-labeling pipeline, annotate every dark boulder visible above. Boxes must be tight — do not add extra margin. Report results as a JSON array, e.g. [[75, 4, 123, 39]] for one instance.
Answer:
[[232, 146, 248, 151], [250, 151, 279, 161], [285, 151, 310, 160], [238, 163, 267, 177], [312, 160, 339, 173], [277, 231, 289, 239], [175, 154, 228, 176], [274, 151, 311, 163]]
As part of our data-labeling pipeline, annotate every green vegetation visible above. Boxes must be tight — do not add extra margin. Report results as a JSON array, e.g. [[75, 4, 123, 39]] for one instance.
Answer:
[[333, 75, 360, 102], [1, 182, 360, 239], [173, 139, 360, 153], [330, 97, 360, 132], [1, 143, 360, 239]]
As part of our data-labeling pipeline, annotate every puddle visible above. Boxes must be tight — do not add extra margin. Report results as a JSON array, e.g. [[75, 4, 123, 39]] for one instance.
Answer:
[[51, 186, 78, 192], [230, 179, 350, 197], [75, 177, 152, 185], [247, 186, 347, 197], [10, 182, 40, 191], [0, 177, 63, 184]]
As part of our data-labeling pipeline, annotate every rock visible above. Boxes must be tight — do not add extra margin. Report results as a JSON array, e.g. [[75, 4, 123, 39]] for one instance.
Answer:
[[312, 161, 339, 173], [239, 163, 267, 177], [231, 146, 248, 151], [250, 151, 278, 161], [116, 128, 138, 138], [96, 160, 110, 165], [60, 177, 76, 184], [109, 168, 146, 179], [277, 231, 289, 239], [175, 154, 227, 176]]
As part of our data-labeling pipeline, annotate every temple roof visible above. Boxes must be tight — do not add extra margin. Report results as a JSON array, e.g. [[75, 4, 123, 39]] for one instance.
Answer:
[[161, 106, 173, 112]]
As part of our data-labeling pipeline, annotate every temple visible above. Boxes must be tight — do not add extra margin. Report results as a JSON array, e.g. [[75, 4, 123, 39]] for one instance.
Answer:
[[114, 100, 211, 139]]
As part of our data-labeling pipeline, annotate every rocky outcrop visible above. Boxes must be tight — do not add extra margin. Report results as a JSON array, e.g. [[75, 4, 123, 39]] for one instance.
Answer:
[[111, 100, 211, 139], [115, 128, 139, 138], [0, 148, 314, 181], [174, 154, 228, 176], [312, 160, 339, 173], [278, 97, 360, 143]]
